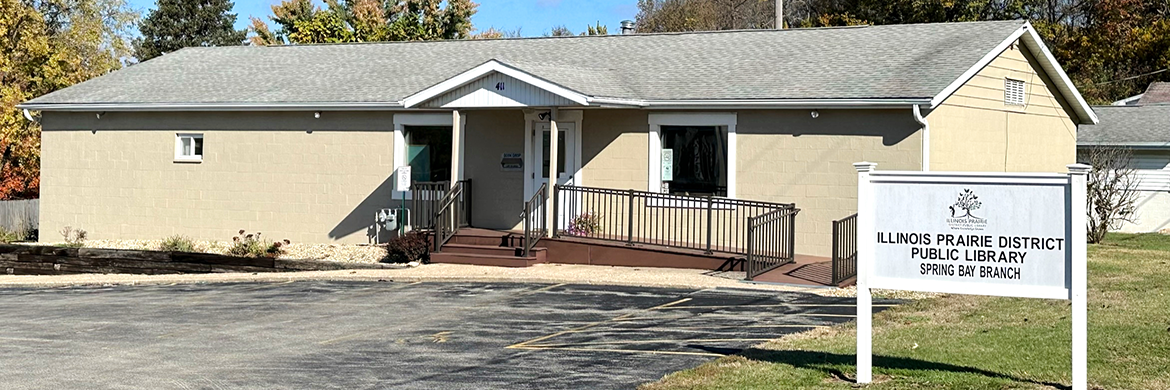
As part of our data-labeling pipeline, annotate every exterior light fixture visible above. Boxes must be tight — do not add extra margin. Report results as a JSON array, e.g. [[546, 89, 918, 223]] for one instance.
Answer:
[[96, 112, 105, 119], [314, 112, 321, 119], [810, 110, 819, 119]]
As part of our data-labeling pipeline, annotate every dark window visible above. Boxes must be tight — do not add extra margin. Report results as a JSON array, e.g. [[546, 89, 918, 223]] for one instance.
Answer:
[[661, 125, 727, 196], [541, 129, 566, 179], [405, 126, 452, 183]]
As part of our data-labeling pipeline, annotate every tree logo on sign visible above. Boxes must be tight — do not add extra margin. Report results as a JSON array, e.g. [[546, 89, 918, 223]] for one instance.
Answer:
[[951, 188, 982, 218], [947, 189, 988, 230]]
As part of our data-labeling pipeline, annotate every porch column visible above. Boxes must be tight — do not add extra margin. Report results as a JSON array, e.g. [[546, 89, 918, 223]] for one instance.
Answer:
[[451, 110, 464, 184], [545, 108, 559, 238]]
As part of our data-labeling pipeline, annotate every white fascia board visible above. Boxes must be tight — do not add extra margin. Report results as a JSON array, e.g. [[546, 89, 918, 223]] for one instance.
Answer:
[[642, 98, 929, 109], [930, 22, 1099, 125], [930, 25, 1028, 109], [401, 60, 589, 108], [16, 102, 407, 112], [1077, 142, 1170, 149], [1112, 94, 1143, 106], [1019, 24, 1098, 124]]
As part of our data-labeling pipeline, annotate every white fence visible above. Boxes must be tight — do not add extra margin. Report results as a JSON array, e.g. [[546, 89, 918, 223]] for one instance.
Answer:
[[0, 199, 38, 234]]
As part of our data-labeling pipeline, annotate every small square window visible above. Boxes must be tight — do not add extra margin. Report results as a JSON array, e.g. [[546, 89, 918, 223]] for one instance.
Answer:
[[1004, 78, 1026, 106], [175, 133, 203, 162]]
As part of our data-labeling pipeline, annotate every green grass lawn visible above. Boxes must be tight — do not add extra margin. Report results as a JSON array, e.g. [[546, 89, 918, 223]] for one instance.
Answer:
[[641, 233, 1170, 390]]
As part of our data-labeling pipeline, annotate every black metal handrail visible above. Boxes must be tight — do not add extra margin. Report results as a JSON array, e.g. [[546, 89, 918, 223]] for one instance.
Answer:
[[554, 185, 796, 256], [519, 184, 547, 257], [433, 180, 471, 252], [746, 207, 800, 279], [410, 181, 449, 230], [831, 213, 858, 285]]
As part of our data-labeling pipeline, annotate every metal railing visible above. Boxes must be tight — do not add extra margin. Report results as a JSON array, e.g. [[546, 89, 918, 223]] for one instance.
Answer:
[[410, 181, 449, 229], [831, 213, 858, 285], [519, 184, 547, 257], [432, 180, 471, 252], [746, 207, 800, 279], [554, 185, 796, 256]]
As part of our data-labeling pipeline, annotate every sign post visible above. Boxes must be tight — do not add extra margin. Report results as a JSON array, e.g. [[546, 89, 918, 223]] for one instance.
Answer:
[[396, 165, 411, 230], [854, 162, 1088, 389]]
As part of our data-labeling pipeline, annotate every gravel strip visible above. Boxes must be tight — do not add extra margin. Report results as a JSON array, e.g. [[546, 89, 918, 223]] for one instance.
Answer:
[[0, 263, 854, 296], [39, 239, 388, 263]]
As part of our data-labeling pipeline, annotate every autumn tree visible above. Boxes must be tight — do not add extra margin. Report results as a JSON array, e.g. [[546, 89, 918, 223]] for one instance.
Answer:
[[636, 0, 1170, 103], [250, 0, 478, 45], [134, 0, 247, 61], [0, 0, 137, 200]]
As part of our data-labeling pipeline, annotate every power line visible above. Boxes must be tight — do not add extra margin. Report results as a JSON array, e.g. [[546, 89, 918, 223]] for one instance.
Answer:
[[1092, 68, 1169, 85]]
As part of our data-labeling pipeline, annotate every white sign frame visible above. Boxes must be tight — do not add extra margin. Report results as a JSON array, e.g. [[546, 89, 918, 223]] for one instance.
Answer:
[[853, 162, 1088, 389]]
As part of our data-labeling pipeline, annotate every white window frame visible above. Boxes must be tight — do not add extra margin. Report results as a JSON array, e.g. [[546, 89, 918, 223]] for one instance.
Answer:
[[174, 133, 203, 162], [648, 112, 737, 199], [393, 113, 463, 199], [1005, 78, 1026, 106]]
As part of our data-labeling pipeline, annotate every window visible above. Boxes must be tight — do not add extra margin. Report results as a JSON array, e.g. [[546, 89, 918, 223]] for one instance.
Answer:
[[404, 125, 452, 183], [175, 133, 203, 161], [1005, 78, 1026, 106], [541, 129, 566, 179], [660, 125, 727, 196]]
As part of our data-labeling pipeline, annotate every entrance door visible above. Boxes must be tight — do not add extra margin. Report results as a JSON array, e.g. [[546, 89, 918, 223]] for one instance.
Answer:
[[529, 122, 576, 230]]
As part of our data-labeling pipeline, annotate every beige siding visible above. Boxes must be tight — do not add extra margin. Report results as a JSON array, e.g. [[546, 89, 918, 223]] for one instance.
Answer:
[[581, 110, 649, 191], [928, 41, 1078, 173], [737, 110, 923, 257], [40, 111, 397, 244], [462, 110, 526, 229]]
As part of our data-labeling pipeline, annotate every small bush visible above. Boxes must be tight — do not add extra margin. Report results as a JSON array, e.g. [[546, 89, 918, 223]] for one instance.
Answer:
[[567, 212, 603, 235], [384, 231, 429, 264], [228, 230, 290, 258], [0, 227, 23, 243], [60, 226, 87, 248], [159, 235, 197, 252]]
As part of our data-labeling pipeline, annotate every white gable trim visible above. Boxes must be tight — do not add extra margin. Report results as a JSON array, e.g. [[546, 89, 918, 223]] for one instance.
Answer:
[[930, 22, 1098, 125], [402, 60, 589, 108]]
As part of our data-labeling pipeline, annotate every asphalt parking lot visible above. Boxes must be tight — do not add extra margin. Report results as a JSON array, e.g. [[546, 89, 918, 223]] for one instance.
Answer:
[[0, 280, 888, 389]]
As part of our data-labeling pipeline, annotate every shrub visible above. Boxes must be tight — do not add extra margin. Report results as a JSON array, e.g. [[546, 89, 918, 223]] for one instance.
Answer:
[[60, 226, 87, 248], [567, 212, 603, 235], [228, 230, 290, 258], [384, 231, 429, 264], [0, 227, 22, 244], [159, 235, 197, 252]]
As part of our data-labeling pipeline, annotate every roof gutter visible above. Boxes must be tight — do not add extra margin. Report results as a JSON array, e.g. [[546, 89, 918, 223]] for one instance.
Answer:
[[639, 98, 930, 109], [19, 98, 932, 112], [15, 102, 408, 112]]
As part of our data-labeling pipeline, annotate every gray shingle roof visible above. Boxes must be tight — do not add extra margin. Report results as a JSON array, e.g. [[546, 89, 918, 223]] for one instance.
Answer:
[[1078, 105, 1170, 145], [24, 20, 1028, 106]]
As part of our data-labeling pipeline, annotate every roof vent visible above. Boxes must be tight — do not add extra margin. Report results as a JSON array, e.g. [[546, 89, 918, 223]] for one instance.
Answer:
[[620, 20, 635, 34]]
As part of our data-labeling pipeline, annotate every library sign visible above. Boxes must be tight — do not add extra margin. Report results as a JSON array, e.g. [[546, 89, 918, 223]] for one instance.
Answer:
[[852, 163, 1089, 389]]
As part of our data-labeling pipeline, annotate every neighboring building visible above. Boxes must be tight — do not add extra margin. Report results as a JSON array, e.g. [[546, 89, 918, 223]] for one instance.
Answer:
[[20, 20, 1095, 258], [1079, 103, 1170, 233], [1111, 82, 1170, 106]]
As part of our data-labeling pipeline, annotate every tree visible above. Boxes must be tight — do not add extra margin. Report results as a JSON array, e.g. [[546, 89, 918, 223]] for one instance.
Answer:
[[134, 0, 247, 61], [583, 21, 608, 35], [469, 26, 521, 39], [950, 189, 982, 218], [0, 0, 137, 200], [635, 0, 1170, 103], [547, 25, 573, 36], [249, 0, 478, 45], [1082, 147, 1139, 243]]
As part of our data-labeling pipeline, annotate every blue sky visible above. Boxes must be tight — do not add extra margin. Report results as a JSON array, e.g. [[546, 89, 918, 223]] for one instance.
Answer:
[[126, 0, 638, 37]]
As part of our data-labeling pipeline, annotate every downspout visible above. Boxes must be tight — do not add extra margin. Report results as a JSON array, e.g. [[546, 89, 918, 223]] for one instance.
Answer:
[[22, 109, 39, 124], [913, 104, 929, 171]]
